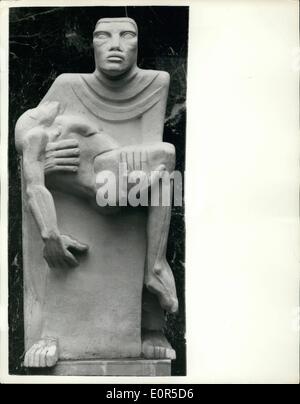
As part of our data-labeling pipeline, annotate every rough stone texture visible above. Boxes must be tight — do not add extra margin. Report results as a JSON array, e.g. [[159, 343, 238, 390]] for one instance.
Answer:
[[28, 359, 171, 376], [9, 6, 187, 375]]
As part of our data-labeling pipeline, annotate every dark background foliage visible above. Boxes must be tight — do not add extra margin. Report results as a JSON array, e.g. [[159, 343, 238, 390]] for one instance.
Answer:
[[9, 6, 188, 376]]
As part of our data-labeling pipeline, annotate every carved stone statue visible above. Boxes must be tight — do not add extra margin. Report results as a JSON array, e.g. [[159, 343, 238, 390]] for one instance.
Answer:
[[15, 17, 178, 374]]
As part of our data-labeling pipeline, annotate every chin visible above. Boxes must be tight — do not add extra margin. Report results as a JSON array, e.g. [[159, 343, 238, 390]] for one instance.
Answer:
[[102, 66, 130, 78]]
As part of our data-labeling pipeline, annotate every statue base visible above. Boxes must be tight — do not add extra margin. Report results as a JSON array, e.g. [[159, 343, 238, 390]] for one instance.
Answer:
[[26, 359, 171, 376]]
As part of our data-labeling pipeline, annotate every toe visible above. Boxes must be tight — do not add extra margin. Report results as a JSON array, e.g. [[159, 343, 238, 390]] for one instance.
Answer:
[[23, 350, 30, 367], [142, 343, 154, 359], [46, 344, 58, 367], [154, 346, 161, 359], [166, 348, 176, 360], [142, 344, 153, 359], [33, 347, 43, 367], [28, 344, 39, 367], [159, 347, 165, 359], [39, 348, 47, 367]]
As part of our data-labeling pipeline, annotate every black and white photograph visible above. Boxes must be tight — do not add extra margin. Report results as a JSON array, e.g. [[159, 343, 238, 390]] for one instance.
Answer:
[[0, 0, 299, 385], [8, 5, 187, 377]]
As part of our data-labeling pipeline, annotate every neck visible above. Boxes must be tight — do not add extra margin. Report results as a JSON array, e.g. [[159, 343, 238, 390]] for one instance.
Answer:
[[93, 65, 138, 85]]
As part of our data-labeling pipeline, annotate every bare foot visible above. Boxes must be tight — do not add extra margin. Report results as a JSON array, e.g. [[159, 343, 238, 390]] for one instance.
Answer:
[[23, 337, 58, 368], [145, 259, 178, 314], [142, 330, 176, 360]]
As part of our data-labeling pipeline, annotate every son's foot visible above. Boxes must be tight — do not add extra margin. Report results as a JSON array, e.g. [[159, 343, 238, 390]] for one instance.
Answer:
[[142, 330, 176, 360], [145, 259, 178, 314], [23, 337, 58, 368]]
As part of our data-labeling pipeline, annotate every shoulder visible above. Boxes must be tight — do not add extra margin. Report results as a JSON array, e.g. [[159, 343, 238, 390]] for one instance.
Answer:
[[52, 73, 82, 87], [41, 73, 83, 105], [138, 68, 170, 88], [155, 70, 170, 86]]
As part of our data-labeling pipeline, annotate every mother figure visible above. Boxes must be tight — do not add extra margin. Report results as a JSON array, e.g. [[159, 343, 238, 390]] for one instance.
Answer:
[[16, 17, 178, 368]]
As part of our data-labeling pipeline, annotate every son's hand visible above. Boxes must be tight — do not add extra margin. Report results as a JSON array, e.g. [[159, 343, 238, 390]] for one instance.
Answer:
[[43, 233, 88, 269]]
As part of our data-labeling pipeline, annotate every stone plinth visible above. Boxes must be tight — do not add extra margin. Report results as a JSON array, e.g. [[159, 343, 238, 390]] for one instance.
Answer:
[[27, 359, 171, 376]]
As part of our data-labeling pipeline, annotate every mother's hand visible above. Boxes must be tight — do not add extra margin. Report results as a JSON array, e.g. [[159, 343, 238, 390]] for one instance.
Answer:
[[44, 139, 80, 174]]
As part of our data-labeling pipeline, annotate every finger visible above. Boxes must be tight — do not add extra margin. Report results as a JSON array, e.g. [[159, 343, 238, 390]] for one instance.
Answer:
[[49, 254, 65, 270], [120, 151, 128, 179], [67, 237, 89, 253], [45, 142, 56, 152], [64, 250, 78, 267], [120, 151, 128, 168], [48, 258, 59, 270], [45, 247, 65, 269], [55, 157, 80, 166], [44, 244, 57, 268], [44, 254, 55, 269], [148, 171, 160, 189], [51, 148, 80, 158], [62, 235, 89, 252], [127, 151, 134, 171], [141, 150, 148, 171], [140, 151, 143, 171], [48, 166, 78, 173], [134, 151, 141, 170], [46, 139, 79, 151], [56, 256, 68, 269], [45, 240, 66, 269]]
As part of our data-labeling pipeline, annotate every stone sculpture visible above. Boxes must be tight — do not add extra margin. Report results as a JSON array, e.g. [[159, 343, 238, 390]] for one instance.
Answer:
[[15, 17, 178, 374]]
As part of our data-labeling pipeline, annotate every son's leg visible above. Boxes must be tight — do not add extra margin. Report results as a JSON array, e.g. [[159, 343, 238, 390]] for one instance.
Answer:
[[144, 143, 178, 314], [94, 142, 178, 313]]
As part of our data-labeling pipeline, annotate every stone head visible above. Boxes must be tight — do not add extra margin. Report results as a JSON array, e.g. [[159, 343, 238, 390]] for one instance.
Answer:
[[93, 17, 138, 78]]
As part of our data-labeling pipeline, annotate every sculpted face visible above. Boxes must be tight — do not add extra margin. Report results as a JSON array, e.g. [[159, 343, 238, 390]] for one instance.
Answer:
[[93, 18, 138, 77]]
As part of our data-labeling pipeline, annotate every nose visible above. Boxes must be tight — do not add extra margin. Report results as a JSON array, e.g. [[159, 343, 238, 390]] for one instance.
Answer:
[[109, 34, 121, 50]]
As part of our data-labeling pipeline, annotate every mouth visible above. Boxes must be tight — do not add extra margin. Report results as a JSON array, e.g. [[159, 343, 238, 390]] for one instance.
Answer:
[[107, 54, 124, 63]]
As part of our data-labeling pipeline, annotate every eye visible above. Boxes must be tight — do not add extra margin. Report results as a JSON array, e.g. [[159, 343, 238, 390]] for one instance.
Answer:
[[86, 131, 97, 137], [121, 31, 136, 39], [94, 31, 109, 40]]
